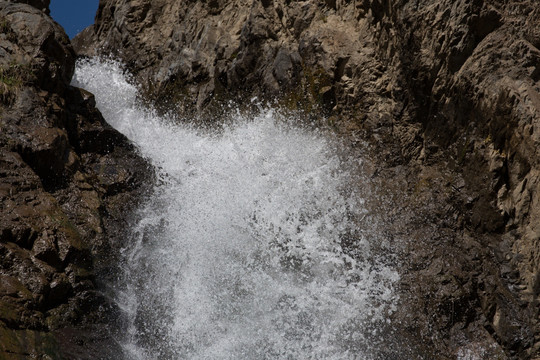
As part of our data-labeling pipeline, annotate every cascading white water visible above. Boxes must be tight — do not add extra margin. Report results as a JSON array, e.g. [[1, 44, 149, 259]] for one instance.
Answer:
[[72, 58, 399, 359]]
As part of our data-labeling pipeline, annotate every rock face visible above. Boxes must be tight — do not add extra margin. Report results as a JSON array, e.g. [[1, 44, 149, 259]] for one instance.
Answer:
[[0, 0, 537, 358], [75, 0, 540, 358], [0, 1, 150, 358]]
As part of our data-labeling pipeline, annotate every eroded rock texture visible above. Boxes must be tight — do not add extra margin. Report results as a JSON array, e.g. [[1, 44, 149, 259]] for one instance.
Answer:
[[0, 1, 150, 358], [74, 0, 540, 358]]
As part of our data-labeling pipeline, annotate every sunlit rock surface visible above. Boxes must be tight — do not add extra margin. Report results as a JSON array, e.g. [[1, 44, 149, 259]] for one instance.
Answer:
[[0, 0, 539, 358], [74, 0, 540, 358]]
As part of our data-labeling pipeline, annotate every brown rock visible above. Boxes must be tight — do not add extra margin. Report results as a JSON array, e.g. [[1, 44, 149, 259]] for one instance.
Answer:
[[1, 1, 151, 358], [73, 0, 540, 357]]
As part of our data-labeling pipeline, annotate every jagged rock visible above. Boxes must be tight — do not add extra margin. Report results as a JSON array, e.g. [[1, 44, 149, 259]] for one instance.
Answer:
[[74, 0, 540, 357], [1, 1, 151, 358], [11, 0, 50, 14]]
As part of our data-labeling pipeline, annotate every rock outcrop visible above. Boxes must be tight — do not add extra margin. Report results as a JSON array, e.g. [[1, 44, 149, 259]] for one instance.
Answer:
[[74, 0, 540, 358], [0, 1, 150, 358]]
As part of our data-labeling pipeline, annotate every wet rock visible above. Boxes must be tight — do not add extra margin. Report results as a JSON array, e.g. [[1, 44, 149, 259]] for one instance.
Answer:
[[32, 231, 62, 269], [1, 1, 151, 358], [74, 0, 540, 357], [47, 274, 72, 308], [0, 322, 61, 360]]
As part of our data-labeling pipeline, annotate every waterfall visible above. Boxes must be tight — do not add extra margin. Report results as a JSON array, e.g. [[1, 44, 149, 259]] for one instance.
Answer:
[[72, 58, 399, 360]]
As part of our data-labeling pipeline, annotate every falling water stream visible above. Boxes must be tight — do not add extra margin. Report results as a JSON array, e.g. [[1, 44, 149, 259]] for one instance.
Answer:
[[72, 58, 400, 359]]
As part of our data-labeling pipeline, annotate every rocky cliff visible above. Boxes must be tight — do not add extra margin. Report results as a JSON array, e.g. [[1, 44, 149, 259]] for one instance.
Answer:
[[0, 0, 538, 358], [0, 1, 150, 358], [74, 0, 540, 358]]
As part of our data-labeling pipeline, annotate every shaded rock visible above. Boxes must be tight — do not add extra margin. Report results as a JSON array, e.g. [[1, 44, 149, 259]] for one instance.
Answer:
[[1, 1, 151, 358], [11, 0, 50, 14], [0, 321, 61, 360], [31, 231, 62, 270]]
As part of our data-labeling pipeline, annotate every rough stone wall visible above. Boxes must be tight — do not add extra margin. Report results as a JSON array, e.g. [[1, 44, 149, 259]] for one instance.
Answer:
[[0, 1, 150, 358], [73, 0, 540, 358], [74, 0, 398, 117], [377, 1, 540, 356]]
